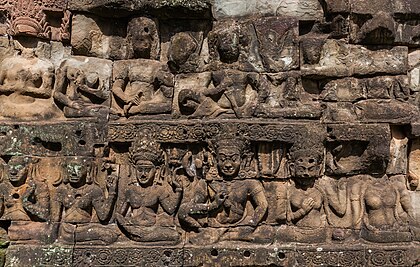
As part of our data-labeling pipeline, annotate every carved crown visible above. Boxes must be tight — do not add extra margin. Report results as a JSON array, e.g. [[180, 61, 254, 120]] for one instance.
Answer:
[[7, 0, 50, 38], [129, 138, 162, 165]]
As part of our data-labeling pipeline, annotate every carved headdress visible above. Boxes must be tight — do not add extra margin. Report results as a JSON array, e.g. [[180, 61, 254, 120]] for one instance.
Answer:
[[7, 0, 50, 39], [129, 137, 163, 166]]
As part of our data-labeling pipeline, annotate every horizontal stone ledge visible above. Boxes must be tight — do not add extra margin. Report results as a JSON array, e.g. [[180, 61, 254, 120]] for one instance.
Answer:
[[6, 244, 419, 267], [108, 120, 326, 143], [68, 0, 212, 18]]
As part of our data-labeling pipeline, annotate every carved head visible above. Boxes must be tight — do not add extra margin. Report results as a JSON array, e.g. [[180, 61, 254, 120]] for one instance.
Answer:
[[129, 138, 162, 185], [63, 157, 92, 186], [289, 149, 322, 180], [214, 137, 247, 178], [164, 145, 187, 167], [168, 32, 198, 71], [127, 17, 159, 59], [408, 172, 419, 190], [217, 28, 240, 64], [5, 156, 31, 184]]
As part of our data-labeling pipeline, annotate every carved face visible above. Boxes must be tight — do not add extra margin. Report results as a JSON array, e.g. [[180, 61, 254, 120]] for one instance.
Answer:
[[128, 17, 157, 59], [408, 174, 419, 189], [217, 31, 240, 63], [169, 32, 197, 68], [291, 156, 320, 179], [135, 161, 156, 185], [217, 148, 241, 177], [168, 147, 182, 167], [7, 157, 29, 183], [66, 161, 88, 185]]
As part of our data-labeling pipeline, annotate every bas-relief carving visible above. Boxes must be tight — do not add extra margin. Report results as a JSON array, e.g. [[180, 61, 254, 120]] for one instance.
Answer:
[[0, 1, 418, 265], [0, 157, 51, 243], [52, 157, 118, 245], [3, 0, 70, 41], [111, 59, 174, 117], [116, 137, 182, 244], [0, 50, 60, 120], [54, 56, 112, 119], [174, 71, 259, 118]]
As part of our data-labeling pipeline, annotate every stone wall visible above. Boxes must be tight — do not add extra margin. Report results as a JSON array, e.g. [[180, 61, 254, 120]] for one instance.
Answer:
[[0, 0, 418, 266]]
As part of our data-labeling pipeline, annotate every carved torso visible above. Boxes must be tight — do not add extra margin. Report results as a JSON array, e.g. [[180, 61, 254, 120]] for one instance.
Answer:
[[0, 183, 30, 221], [364, 180, 399, 229], [210, 179, 264, 225], [56, 184, 102, 224], [289, 185, 324, 227]]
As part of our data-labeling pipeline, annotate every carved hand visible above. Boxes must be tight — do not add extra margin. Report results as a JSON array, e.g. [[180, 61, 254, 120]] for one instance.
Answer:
[[22, 180, 36, 201], [215, 190, 227, 206], [302, 197, 315, 213], [129, 95, 142, 106], [106, 174, 118, 194], [71, 101, 83, 110]]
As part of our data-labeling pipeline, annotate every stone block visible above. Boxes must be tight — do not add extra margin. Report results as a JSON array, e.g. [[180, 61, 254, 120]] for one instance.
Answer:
[[213, 0, 323, 20], [71, 14, 128, 60], [301, 40, 408, 78], [68, 0, 212, 18], [326, 124, 390, 175]]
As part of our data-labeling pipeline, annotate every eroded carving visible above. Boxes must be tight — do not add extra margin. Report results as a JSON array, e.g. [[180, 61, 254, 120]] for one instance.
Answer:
[[112, 60, 174, 117], [116, 138, 182, 243], [52, 157, 118, 244], [0, 50, 60, 120], [0, 157, 51, 243], [54, 57, 112, 118], [0, 0, 419, 265]]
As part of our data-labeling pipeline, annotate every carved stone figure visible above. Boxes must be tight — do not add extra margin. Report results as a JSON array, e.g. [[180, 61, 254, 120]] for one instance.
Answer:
[[52, 157, 118, 244], [53, 57, 112, 118], [162, 145, 207, 230], [112, 59, 174, 117], [208, 19, 264, 72], [126, 17, 160, 60], [0, 50, 60, 120], [206, 136, 268, 241], [116, 139, 182, 243], [176, 70, 259, 118], [0, 157, 51, 243], [356, 175, 415, 242], [284, 150, 325, 227], [277, 148, 347, 242]]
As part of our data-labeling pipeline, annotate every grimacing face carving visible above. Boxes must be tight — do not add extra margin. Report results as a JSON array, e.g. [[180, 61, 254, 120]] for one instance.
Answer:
[[217, 148, 241, 177], [292, 155, 320, 179]]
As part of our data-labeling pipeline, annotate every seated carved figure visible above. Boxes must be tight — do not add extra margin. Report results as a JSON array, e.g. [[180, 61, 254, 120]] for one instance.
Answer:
[[163, 146, 222, 231], [0, 50, 61, 119], [53, 57, 111, 118], [177, 70, 259, 118], [52, 157, 118, 244], [357, 175, 415, 242], [116, 139, 182, 243], [112, 60, 174, 117], [0, 157, 51, 243], [206, 136, 268, 242], [277, 149, 346, 243]]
